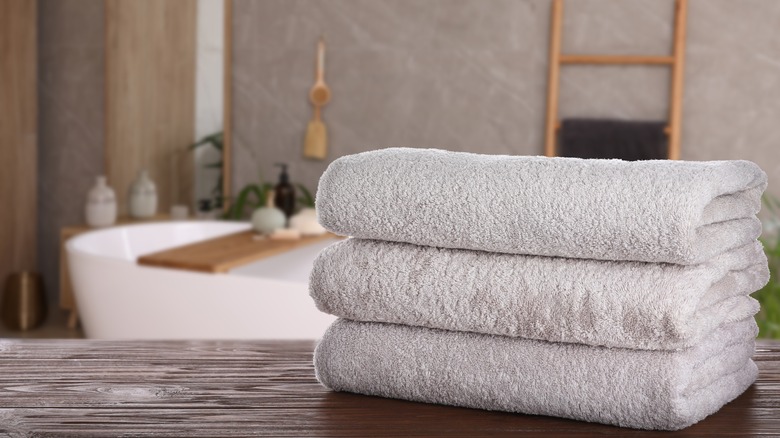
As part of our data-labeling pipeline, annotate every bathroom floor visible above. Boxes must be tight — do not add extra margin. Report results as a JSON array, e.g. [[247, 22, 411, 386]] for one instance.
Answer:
[[0, 310, 84, 339]]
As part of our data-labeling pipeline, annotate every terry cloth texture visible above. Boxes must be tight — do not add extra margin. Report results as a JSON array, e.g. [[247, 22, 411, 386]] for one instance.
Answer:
[[316, 148, 766, 265], [310, 239, 768, 350], [558, 118, 668, 160], [314, 318, 759, 431]]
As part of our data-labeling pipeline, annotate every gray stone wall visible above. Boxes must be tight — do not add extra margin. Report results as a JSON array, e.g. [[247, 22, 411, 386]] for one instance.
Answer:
[[231, 0, 780, 198]]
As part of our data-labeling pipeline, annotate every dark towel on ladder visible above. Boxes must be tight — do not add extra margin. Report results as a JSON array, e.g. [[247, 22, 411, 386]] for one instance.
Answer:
[[558, 119, 668, 161]]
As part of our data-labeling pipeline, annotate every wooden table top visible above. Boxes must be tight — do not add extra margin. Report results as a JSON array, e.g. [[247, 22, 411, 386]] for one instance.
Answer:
[[0, 339, 777, 437]]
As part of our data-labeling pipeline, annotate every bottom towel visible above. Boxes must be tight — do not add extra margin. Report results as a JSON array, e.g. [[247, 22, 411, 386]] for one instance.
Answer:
[[314, 318, 758, 431]]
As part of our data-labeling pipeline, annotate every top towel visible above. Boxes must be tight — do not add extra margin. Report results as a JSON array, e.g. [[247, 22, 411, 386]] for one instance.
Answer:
[[316, 148, 766, 264]]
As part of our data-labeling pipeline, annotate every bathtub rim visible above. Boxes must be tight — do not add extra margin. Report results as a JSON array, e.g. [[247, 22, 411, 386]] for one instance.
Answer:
[[65, 220, 252, 264]]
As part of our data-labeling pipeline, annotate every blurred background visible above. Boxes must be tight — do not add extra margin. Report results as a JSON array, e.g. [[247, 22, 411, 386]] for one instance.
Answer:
[[1, 0, 778, 338]]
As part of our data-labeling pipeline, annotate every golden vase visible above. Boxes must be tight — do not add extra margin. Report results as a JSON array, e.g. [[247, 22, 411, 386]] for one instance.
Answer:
[[2, 271, 47, 330]]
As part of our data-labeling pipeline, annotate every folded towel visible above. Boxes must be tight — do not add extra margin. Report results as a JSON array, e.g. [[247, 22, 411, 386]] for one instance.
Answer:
[[316, 148, 766, 264], [558, 118, 668, 160], [311, 239, 768, 350], [314, 318, 758, 431]]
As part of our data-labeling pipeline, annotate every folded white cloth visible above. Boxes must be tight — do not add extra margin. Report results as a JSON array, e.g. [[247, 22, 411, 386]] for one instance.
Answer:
[[316, 148, 766, 264], [311, 239, 768, 350], [315, 318, 758, 431]]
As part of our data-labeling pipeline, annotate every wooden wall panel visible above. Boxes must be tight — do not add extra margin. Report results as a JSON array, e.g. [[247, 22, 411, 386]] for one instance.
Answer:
[[105, 0, 196, 215], [0, 0, 37, 281]]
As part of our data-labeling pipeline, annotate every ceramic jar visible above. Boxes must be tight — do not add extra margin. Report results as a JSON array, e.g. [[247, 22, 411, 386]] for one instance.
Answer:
[[129, 170, 158, 219], [251, 190, 286, 235], [85, 176, 117, 228], [251, 206, 286, 235]]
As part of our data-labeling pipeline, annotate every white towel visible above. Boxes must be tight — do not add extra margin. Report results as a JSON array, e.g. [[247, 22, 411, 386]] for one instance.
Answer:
[[316, 148, 766, 264], [310, 239, 768, 350], [314, 318, 758, 431]]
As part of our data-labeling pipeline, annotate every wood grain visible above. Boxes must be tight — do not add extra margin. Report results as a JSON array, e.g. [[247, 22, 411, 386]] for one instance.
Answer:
[[559, 54, 675, 65], [667, 0, 688, 161], [0, 339, 777, 436], [58, 227, 83, 327], [105, 0, 197, 216], [137, 231, 338, 273], [0, 0, 37, 284], [543, 0, 563, 157]]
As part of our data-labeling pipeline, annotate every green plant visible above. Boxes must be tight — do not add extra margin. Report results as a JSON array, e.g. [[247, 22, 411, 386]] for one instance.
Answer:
[[296, 183, 315, 208], [222, 176, 316, 220], [190, 131, 224, 208], [756, 194, 780, 338]]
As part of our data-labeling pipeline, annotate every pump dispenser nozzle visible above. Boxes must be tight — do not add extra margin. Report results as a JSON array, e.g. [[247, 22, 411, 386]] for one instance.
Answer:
[[275, 163, 289, 184]]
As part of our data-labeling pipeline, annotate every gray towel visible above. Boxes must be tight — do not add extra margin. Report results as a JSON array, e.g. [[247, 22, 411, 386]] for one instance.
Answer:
[[310, 239, 768, 350], [316, 148, 766, 265], [314, 318, 758, 431]]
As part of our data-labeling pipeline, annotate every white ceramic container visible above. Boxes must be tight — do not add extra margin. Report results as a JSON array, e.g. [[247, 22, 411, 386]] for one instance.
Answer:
[[129, 170, 158, 218], [85, 176, 117, 228]]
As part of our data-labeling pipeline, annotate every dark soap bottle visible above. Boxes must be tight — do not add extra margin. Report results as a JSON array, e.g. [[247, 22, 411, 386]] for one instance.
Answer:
[[274, 163, 296, 219]]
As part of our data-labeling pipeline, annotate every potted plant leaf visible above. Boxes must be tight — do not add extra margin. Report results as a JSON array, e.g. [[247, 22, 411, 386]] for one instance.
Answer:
[[757, 194, 780, 338], [190, 131, 224, 212], [223, 175, 316, 220]]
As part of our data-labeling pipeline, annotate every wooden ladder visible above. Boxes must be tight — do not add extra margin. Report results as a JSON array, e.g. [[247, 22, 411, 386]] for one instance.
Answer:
[[544, 0, 688, 160]]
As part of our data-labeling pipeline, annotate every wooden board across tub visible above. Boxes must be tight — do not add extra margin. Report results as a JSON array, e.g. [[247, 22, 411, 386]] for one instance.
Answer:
[[137, 231, 338, 273]]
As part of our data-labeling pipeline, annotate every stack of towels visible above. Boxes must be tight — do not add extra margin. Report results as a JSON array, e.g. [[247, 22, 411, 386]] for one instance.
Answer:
[[309, 148, 769, 431]]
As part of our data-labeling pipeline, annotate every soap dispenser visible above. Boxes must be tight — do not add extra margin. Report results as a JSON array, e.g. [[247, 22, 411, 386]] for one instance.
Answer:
[[274, 163, 296, 219]]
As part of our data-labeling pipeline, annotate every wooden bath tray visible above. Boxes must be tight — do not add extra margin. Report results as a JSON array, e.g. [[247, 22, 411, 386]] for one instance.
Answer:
[[137, 231, 338, 273]]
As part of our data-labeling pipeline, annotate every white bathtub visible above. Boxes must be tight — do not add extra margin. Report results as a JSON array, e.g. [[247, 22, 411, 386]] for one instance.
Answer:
[[66, 221, 337, 339]]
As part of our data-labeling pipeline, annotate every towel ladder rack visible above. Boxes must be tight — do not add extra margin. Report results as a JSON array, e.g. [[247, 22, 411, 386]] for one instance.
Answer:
[[544, 0, 688, 160]]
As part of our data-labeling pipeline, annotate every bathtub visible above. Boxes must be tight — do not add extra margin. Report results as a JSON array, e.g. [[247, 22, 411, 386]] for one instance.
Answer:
[[66, 221, 338, 339]]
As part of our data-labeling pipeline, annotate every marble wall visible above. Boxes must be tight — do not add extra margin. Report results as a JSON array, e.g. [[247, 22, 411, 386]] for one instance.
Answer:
[[37, 0, 105, 305], [231, 0, 780, 198]]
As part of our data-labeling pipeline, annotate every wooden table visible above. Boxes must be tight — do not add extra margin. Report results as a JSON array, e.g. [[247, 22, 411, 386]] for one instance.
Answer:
[[0, 339, 778, 436]]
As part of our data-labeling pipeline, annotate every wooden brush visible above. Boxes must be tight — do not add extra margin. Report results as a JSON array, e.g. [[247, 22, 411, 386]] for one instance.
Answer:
[[304, 107, 327, 160], [304, 37, 330, 160]]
